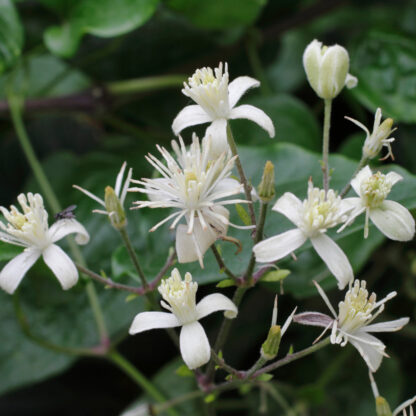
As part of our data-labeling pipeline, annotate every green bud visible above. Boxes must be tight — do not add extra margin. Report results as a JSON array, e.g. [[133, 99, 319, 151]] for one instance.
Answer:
[[104, 186, 126, 230], [260, 325, 281, 360], [257, 161, 275, 202], [375, 397, 393, 416]]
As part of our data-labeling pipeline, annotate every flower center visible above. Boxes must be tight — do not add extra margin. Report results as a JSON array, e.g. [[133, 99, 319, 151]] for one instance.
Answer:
[[360, 172, 391, 208], [158, 269, 198, 324]]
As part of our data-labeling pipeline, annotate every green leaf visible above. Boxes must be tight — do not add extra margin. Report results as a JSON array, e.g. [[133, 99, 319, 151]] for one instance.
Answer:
[[0, 0, 23, 74], [216, 279, 236, 288], [175, 364, 193, 377], [257, 373, 273, 382], [204, 393, 217, 403], [42, 0, 160, 57], [0, 241, 21, 261], [260, 269, 291, 283], [166, 0, 266, 30], [235, 203, 251, 226]]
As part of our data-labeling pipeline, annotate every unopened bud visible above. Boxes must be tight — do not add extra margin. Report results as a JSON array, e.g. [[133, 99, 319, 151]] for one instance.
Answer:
[[261, 325, 281, 360], [375, 397, 393, 416], [105, 186, 126, 230], [257, 161, 275, 202], [303, 39, 357, 100]]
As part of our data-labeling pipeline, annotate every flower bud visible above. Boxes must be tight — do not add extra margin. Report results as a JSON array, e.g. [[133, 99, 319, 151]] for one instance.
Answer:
[[303, 39, 357, 100], [260, 325, 281, 360], [257, 161, 275, 203], [104, 186, 127, 230], [375, 397, 393, 416]]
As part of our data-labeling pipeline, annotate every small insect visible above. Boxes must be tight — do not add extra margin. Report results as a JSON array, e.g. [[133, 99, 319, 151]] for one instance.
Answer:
[[54, 205, 77, 221]]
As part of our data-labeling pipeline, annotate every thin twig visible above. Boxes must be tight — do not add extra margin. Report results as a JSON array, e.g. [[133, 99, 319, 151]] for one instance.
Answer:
[[211, 245, 239, 282]]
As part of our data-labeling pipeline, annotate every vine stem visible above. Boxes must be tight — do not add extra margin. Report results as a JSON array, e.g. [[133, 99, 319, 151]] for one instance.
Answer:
[[107, 75, 186, 95], [211, 245, 238, 282], [339, 156, 368, 198], [322, 99, 333, 194]]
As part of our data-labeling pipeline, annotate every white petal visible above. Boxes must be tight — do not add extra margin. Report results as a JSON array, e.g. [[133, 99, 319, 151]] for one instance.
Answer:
[[272, 193, 303, 227], [196, 293, 237, 320], [48, 219, 90, 245], [229, 104, 275, 138], [310, 234, 353, 290], [172, 105, 212, 135], [363, 317, 409, 333], [179, 321, 211, 369], [349, 331, 385, 372], [129, 311, 180, 334], [351, 166, 373, 196], [213, 178, 242, 195], [114, 162, 127, 197], [228, 76, 260, 108], [345, 73, 358, 89], [42, 244, 78, 290], [0, 248, 40, 294], [370, 200, 415, 241], [293, 312, 334, 328], [386, 171, 403, 186], [205, 119, 228, 159], [253, 228, 306, 263]]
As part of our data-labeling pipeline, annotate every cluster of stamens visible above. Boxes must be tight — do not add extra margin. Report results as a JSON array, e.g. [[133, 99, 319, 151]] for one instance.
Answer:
[[360, 172, 392, 209]]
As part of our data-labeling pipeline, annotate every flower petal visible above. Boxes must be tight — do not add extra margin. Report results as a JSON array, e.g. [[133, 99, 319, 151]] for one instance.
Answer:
[[172, 105, 212, 135], [196, 293, 238, 320], [48, 219, 90, 245], [370, 200, 415, 241], [363, 317, 409, 333], [228, 76, 260, 108], [180, 321, 211, 369], [129, 311, 180, 334], [310, 234, 353, 290], [272, 193, 303, 227], [42, 244, 78, 290], [351, 165, 372, 196], [229, 104, 275, 138], [348, 331, 385, 372], [0, 248, 40, 294], [253, 228, 306, 263], [386, 171, 403, 186], [293, 312, 334, 328], [205, 118, 228, 159]]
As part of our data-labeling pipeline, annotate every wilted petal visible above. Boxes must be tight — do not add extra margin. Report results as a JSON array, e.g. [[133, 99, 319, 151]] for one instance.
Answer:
[[229, 104, 275, 138], [294, 312, 334, 328], [364, 317, 409, 333], [205, 118, 228, 159], [370, 200, 415, 241], [0, 248, 40, 294], [129, 311, 180, 334], [180, 321, 211, 369], [272, 193, 303, 227], [349, 331, 385, 372], [228, 76, 260, 108], [253, 228, 306, 263], [48, 219, 90, 245], [310, 234, 353, 290], [42, 244, 78, 290], [196, 293, 238, 320], [172, 105, 212, 135], [351, 166, 372, 196]]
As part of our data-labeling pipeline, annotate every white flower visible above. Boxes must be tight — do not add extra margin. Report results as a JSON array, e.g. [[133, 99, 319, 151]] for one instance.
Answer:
[[73, 162, 132, 229], [295, 280, 409, 372], [340, 166, 415, 240], [129, 268, 237, 369], [303, 39, 357, 100], [172, 62, 275, 158], [345, 108, 396, 160], [253, 180, 354, 289], [0, 193, 89, 294], [129, 135, 248, 267]]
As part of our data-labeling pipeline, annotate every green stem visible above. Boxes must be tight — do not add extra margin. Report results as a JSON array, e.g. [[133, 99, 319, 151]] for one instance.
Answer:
[[154, 390, 204, 414], [107, 75, 186, 95], [210, 349, 242, 377], [246, 356, 268, 379], [211, 245, 238, 282], [108, 351, 178, 416], [339, 156, 368, 198], [322, 99, 332, 194]]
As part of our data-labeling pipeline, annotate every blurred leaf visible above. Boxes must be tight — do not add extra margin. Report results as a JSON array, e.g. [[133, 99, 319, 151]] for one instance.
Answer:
[[0, 241, 21, 261], [235, 203, 251, 226], [175, 364, 193, 377], [216, 279, 236, 288], [42, 0, 160, 57], [0, 0, 23, 75], [166, 0, 266, 30], [257, 373, 273, 381], [260, 269, 290, 283], [338, 132, 364, 161]]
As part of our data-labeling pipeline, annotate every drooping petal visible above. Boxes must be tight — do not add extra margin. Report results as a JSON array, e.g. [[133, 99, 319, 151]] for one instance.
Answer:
[[363, 317, 409, 333], [272, 193, 303, 227], [42, 244, 78, 290], [129, 311, 181, 334], [48, 218, 90, 245], [179, 321, 211, 369], [310, 234, 353, 290], [0, 248, 40, 294], [205, 118, 228, 159], [348, 331, 385, 372], [350, 166, 372, 196], [228, 76, 260, 108], [172, 105, 212, 135], [229, 104, 275, 138], [253, 228, 307, 263], [196, 293, 238, 320], [369, 200, 415, 241]]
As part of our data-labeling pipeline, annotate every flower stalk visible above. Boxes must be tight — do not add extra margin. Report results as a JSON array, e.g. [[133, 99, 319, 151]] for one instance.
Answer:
[[322, 98, 332, 194]]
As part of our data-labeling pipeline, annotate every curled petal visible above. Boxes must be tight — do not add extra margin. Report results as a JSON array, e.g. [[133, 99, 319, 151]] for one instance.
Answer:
[[350, 166, 372, 196], [272, 193, 303, 227], [363, 317, 409, 333], [48, 219, 90, 245], [349, 331, 385, 372], [129, 312, 180, 334], [172, 105, 212, 135], [0, 248, 40, 294], [228, 76, 260, 108], [229, 104, 275, 138], [180, 321, 211, 369], [42, 244, 79, 290], [196, 293, 238, 320]]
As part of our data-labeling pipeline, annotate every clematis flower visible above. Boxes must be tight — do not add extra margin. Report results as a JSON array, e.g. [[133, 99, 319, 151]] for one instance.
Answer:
[[294, 280, 409, 372], [74, 162, 132, 230], [129, 268, 237, 369], [172, 62, 275, 158], [129, 135, 248, 267], [253, 180, 353, 289], [340, 166, 415, 240], [0, 193, 89, 294]]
